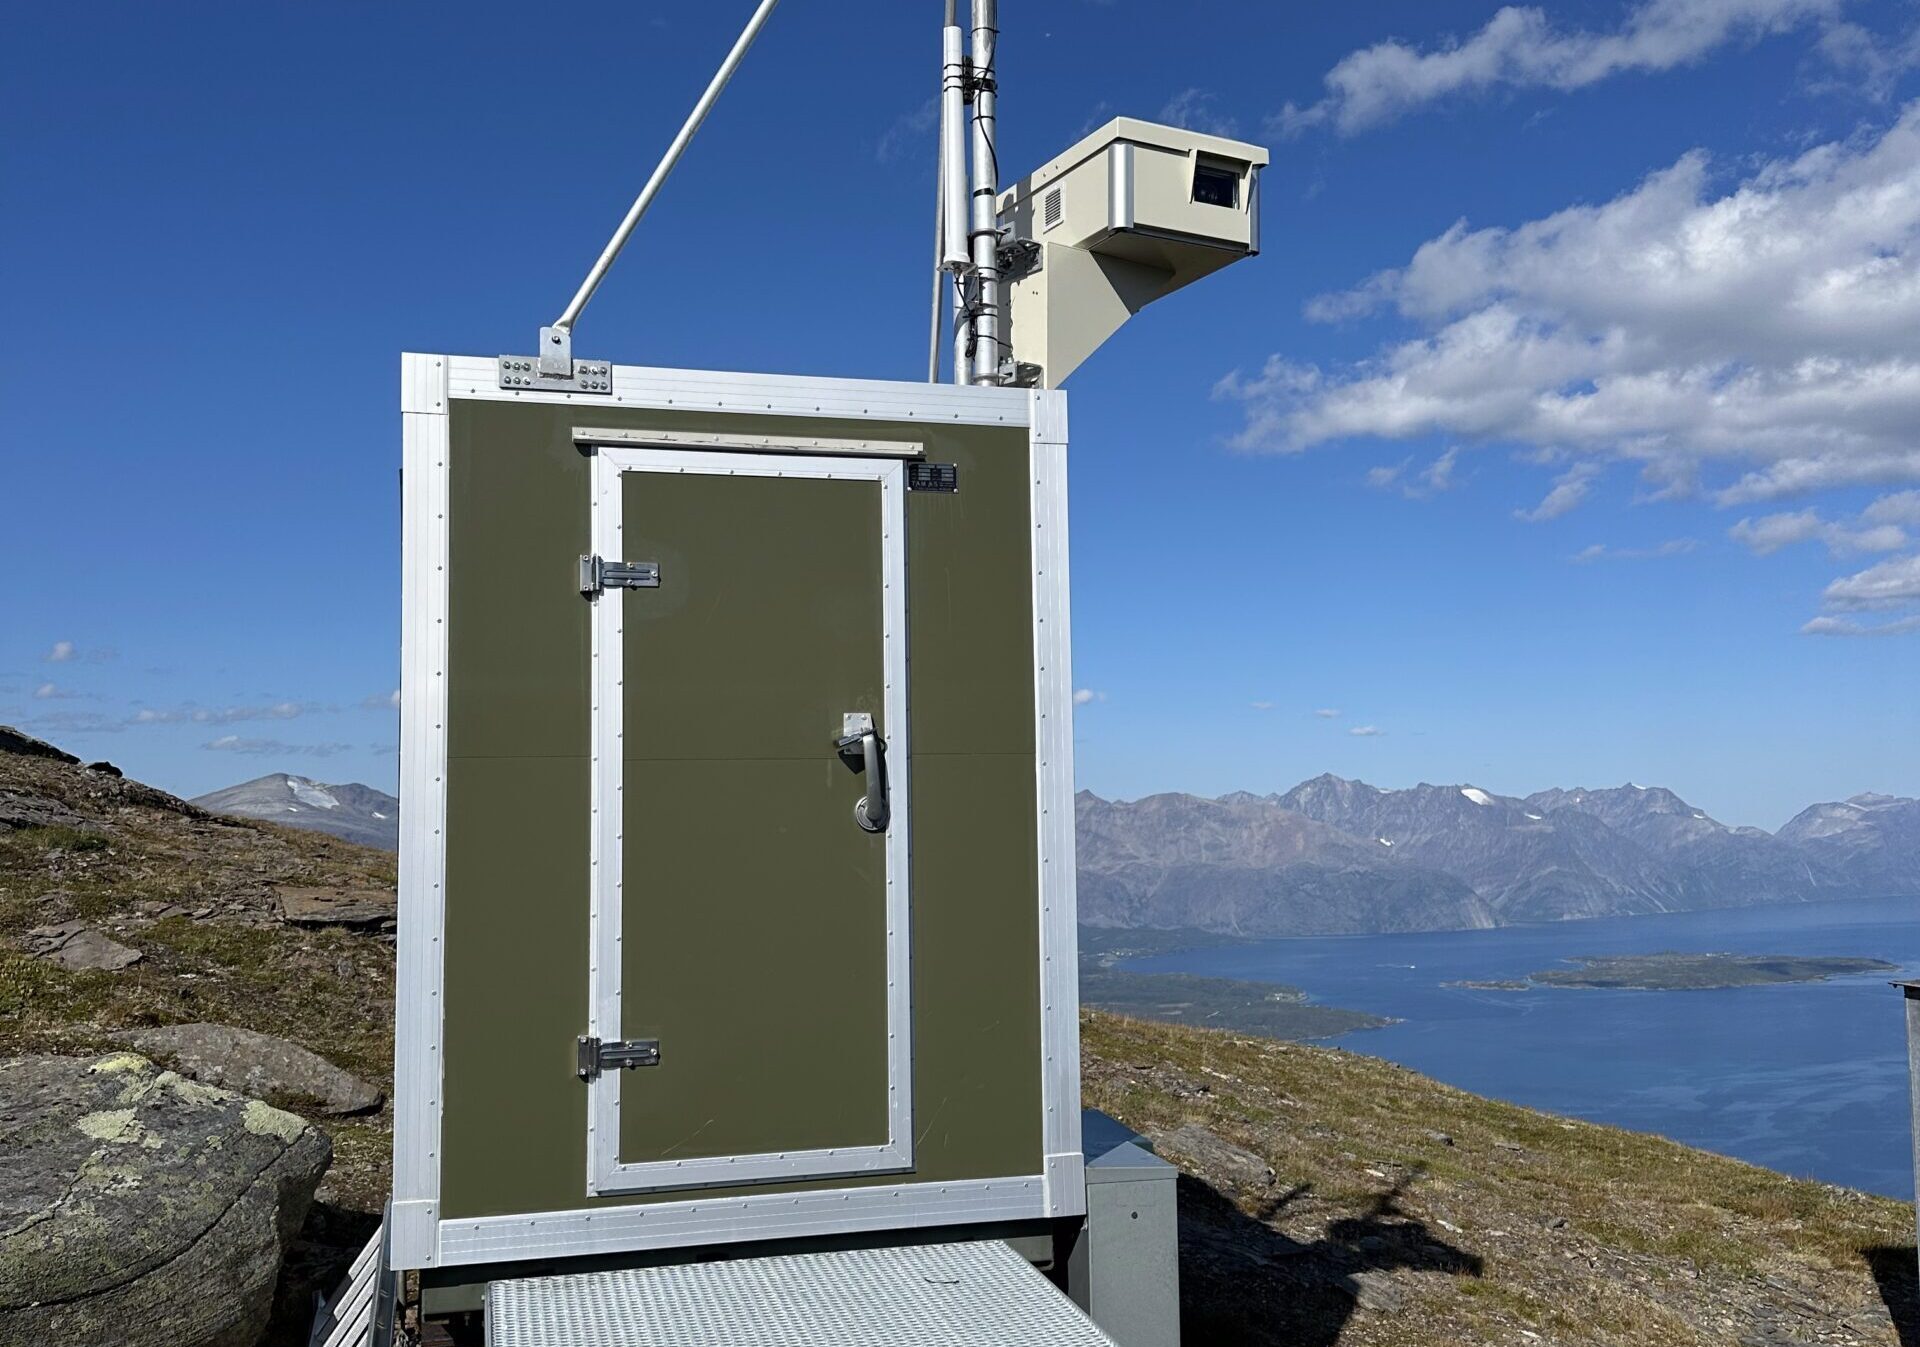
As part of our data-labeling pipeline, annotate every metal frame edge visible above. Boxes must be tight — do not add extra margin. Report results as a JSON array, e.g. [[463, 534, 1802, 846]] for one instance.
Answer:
[[449, 355, 1030, 427], [400, 359, 1041, 1268], [394, 353, 451, 1268], [435, 1176, 1049, 1266], [1029, 388, 1085, 1218], [587, 447, 916, 1197]]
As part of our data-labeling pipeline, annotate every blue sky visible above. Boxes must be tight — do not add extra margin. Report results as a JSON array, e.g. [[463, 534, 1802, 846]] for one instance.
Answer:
[[3, 1, 1916, 830]]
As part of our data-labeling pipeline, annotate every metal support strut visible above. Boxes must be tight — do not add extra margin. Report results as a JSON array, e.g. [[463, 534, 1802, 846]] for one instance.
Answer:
[[539, 0, 783, 372]]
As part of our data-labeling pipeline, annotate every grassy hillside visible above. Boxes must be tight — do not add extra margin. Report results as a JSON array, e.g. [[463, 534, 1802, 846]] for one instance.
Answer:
[[1083, 1011, 1918, 1345], [0, 744, 398, 1337], [6, 738, 1917, 1344]]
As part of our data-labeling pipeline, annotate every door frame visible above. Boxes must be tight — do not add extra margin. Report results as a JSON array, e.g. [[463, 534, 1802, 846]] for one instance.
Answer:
[[584, 444, 914, 1198]]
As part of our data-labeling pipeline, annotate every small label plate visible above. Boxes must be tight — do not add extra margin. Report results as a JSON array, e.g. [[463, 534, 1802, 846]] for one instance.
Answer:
[[908, 462, 960, 493]]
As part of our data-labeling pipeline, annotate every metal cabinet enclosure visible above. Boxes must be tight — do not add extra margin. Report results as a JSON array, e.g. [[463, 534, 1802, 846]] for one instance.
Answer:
[[391, 355, 1083, 1273]]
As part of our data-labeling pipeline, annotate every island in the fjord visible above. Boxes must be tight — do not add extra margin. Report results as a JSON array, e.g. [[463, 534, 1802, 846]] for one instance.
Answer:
[[1077, 924, 1389, 1039], [1528, 952, 1898, 990]]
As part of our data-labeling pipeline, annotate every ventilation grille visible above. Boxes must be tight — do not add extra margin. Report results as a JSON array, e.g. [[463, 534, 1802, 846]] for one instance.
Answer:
[[1043, 188, 1062, 231]]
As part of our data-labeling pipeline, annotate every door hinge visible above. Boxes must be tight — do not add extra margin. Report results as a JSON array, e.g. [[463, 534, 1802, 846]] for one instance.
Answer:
[[576, 1035, 661, 1081], [580, 554, 661, 596]]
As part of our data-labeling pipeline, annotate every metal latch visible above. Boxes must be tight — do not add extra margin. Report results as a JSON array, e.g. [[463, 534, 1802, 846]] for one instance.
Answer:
[[576, 1035, 661, 1081], [580, 554, 661, 596]]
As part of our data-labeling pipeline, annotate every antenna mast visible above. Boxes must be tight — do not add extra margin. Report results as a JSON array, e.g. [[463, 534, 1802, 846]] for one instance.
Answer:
[[932, 0, 1006, 385], [966, 0, 1003, 385]]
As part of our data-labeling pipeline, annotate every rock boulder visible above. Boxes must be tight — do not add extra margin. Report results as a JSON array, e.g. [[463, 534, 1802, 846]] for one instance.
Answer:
[[23, 921, 143, 971], [129, 1023, 384, 1117], [0, 1052, 331, 1347]]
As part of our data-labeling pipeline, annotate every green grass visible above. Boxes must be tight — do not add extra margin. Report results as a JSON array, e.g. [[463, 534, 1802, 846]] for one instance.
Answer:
[[1082, 1011, 1917, 1346]]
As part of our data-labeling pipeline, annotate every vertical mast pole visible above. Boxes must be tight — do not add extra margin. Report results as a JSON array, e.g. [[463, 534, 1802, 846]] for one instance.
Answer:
[[968, 0, 1003, 385], [933, 0, 971, 381]]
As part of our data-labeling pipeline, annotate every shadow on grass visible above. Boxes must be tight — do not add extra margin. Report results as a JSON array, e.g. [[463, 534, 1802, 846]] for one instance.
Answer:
[[1863, 1245, 1920, 1347], [1176, 1166, 1482, 1346]]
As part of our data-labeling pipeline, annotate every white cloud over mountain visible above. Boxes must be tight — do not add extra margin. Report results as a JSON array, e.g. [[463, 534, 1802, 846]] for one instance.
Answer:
[[1217, 103, 1920, 632], [1278, 0, 1845, 136]]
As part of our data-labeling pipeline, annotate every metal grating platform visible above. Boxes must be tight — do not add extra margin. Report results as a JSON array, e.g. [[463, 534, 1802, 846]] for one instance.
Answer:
[[484, 1240, 1117, 1347]]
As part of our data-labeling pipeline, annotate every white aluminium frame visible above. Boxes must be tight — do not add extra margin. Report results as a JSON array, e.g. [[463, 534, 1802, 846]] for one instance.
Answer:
[[585, 445, 914, 1197], [394, 355, 1081, 1270]]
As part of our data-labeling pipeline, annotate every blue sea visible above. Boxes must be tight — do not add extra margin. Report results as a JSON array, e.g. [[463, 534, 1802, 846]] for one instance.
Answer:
[[1119, 895, 1920, 1198]]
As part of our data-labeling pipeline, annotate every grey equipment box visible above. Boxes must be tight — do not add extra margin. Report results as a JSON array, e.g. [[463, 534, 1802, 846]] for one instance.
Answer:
[[1072, 1110, 1180, 1347]]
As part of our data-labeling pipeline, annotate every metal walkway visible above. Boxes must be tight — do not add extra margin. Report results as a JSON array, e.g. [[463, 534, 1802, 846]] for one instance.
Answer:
[[484, 1239, 1118, 1347]]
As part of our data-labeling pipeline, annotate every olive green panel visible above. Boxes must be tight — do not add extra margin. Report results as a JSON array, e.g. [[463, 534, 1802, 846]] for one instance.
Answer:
[[617, 469, 890, 1165], [444, 414, 591, 761], [439, 754, 590, 1218], [902, 439, 1035, 759], [437, 396, 1044, 1222], [621, 472, 886, 759], [895, 752, 1043, 1175], [619, 760, 889, 1163]]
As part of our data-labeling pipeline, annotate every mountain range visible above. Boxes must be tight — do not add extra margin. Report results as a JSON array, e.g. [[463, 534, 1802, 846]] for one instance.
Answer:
[[1079, 776, 1919, 937], [191, 774, 400, 851], [191, 768, 1917, 938]]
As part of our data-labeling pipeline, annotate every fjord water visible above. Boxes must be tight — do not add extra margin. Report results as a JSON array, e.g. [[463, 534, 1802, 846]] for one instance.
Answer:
[[1122, 895, 1920, 1198]]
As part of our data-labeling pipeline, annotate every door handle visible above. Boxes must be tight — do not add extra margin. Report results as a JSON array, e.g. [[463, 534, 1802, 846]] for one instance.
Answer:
[[836, 713, 891, 834]]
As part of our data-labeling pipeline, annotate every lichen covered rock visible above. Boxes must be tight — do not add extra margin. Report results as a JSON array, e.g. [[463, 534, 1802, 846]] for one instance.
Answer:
[[0, 1052, 331, 1347]]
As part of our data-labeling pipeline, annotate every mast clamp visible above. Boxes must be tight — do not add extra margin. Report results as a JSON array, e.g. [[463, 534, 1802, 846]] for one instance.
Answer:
[[498, 347, 614, 395]]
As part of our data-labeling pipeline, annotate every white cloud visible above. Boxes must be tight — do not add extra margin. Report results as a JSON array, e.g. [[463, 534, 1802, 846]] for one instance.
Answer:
[[1369, 446, 1462, 498], [1729, 509, 1909, 556], [1865, 490, 1920, 526], [1222, 108, 1920, 496], [1820, 553, 1920, 610], [1515, 462, 1602, 522], [41, 641, 114, 664], [1159, 88, 1240, 138], [1315, 708, 1343, 719], [33, 682, 65, 700], [1217, 106, 1920, 623], [1349, 725, 1386, 737], [1278, 0, 1842, 136], [203, 735, 352, 758], [1812, 20, 1920, 102], [362, 689, 401, 711], [1073, 688, 1106, 705], [877, 98, 937, 165], [1802, 612, 1920, 635], [131, 701, 320, 727], [1572, 538, 1698, 562], [1250, 700, 1275, 711]]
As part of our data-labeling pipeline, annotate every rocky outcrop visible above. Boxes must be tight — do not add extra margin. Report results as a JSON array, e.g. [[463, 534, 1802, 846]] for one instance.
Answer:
[[22, 921, 143, 971], [0, 1052, 331, 1347], [275, 886, 395, 931], [0, 726, 80, 765], [129, 1023, 384, 1116]]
